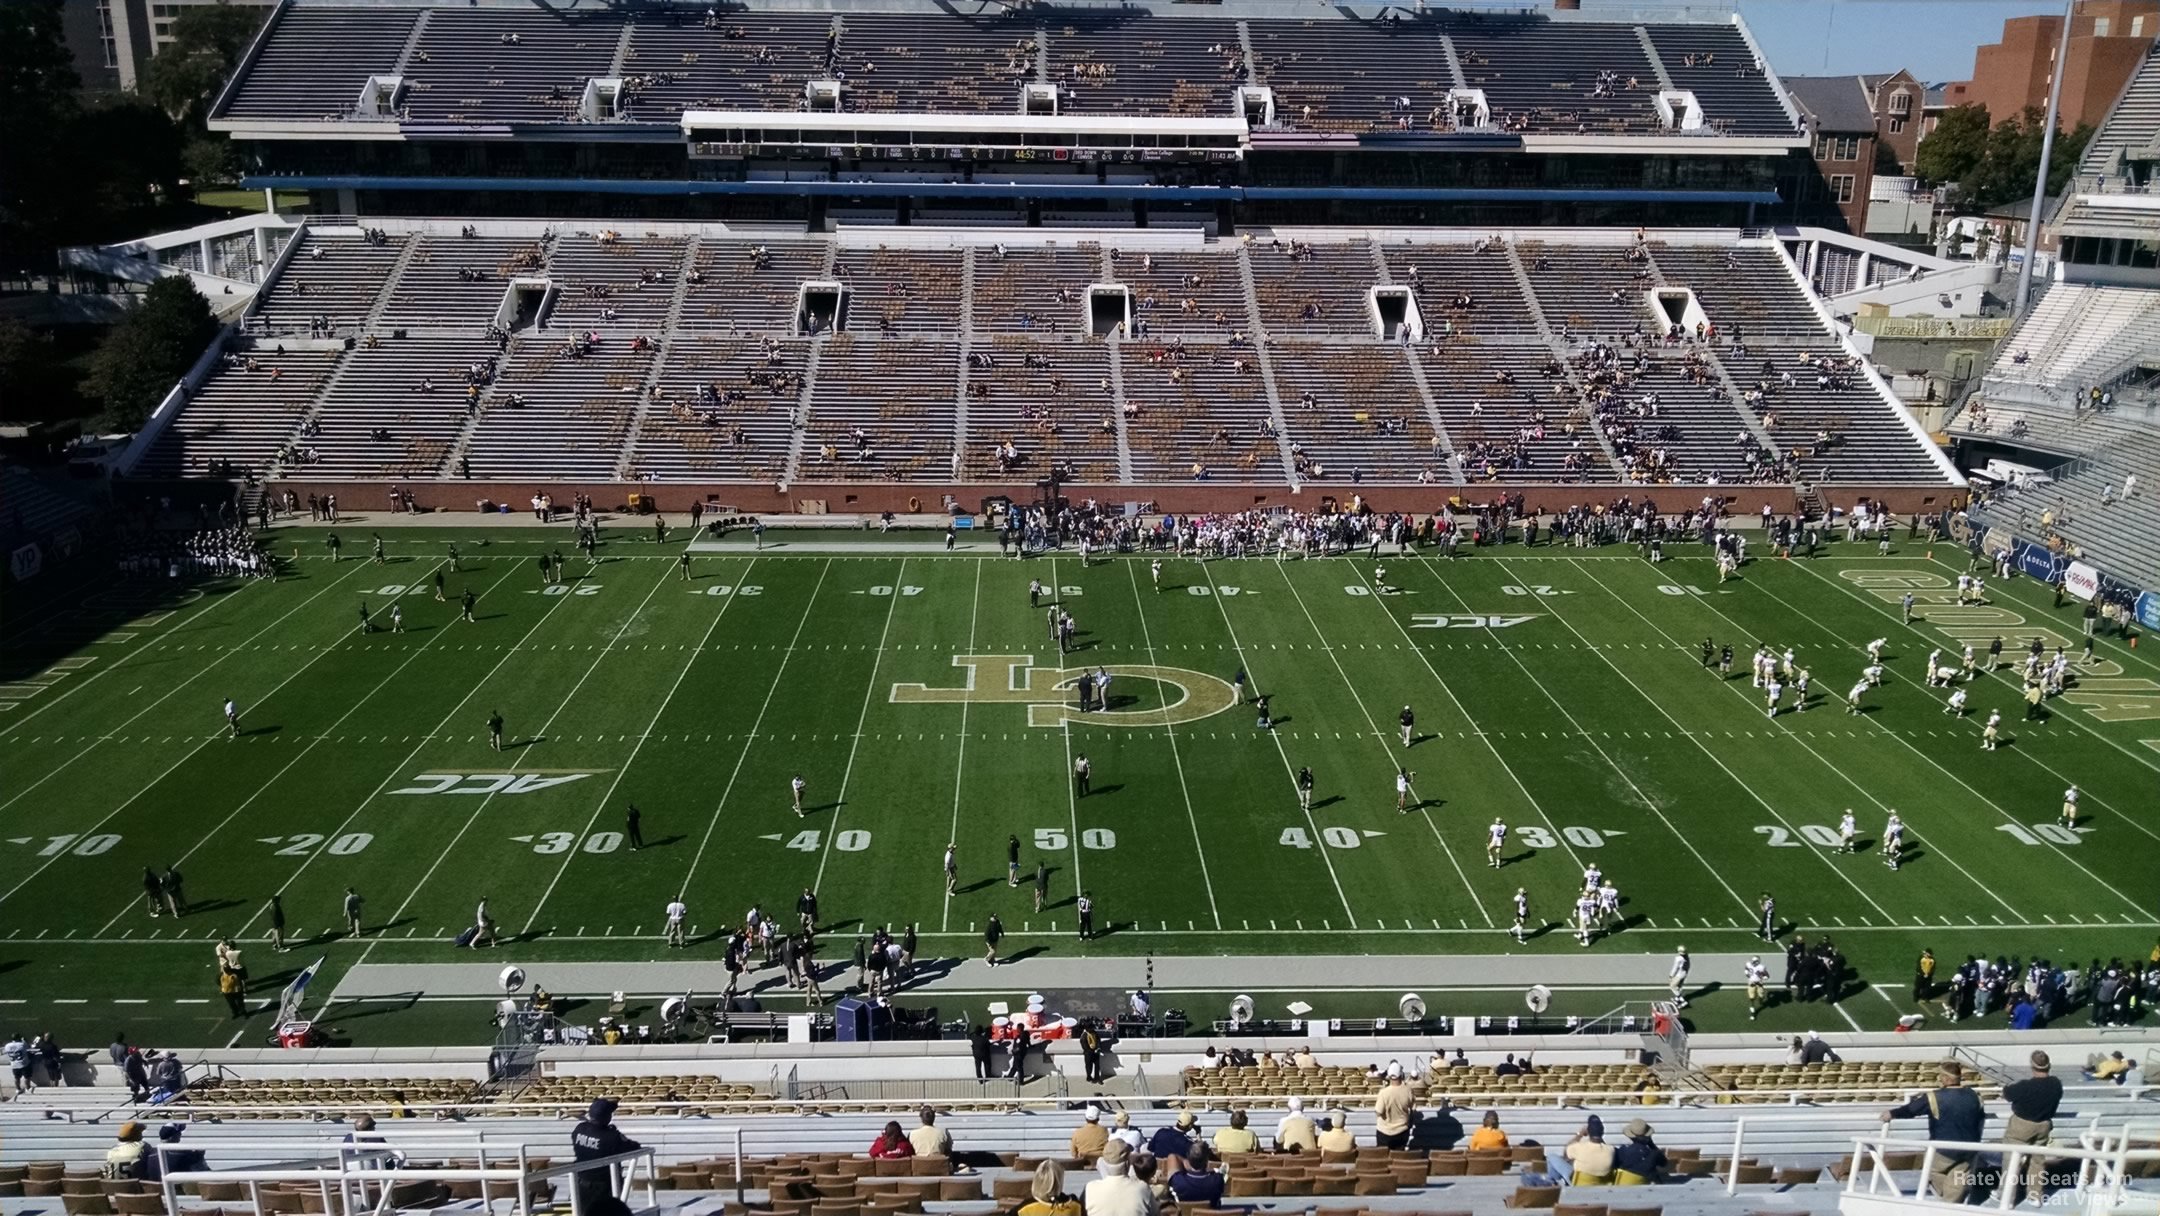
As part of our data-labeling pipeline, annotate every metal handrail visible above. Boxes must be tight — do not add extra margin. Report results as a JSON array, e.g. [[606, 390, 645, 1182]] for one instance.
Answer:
[[38, 1080, 2151, 1122], [1842, 1129, 2160, 1211], [157, 1138, 662, 1216]]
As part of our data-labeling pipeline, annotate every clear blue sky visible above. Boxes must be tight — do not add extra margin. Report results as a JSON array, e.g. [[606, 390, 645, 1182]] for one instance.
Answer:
[[1572, 0, 2071, 84]]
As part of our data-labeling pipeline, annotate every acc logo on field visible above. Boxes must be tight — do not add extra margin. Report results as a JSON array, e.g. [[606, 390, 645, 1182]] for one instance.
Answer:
[[392, 772, 599, 795], [892, 655, 1239, 728]]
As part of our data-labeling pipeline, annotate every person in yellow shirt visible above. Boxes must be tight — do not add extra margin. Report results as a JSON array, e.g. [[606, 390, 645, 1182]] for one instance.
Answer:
[[1467, 1109, 1509, 1152], [1563, 1117, 1616, 1185], [1212, 1109, 1260, 1155], [1316, 1111, 1356, 1153]]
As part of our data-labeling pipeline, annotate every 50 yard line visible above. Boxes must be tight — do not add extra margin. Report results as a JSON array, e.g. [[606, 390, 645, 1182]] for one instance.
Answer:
[[1123, 559, 1223, 930], [939, 561, 984, 934]]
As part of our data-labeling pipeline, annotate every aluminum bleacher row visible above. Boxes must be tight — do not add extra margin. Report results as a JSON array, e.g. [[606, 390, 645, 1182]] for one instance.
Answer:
[[212, 4, 1799, 139], [140, 222, 1951, 491], [0, 1046, 2153, 1216]]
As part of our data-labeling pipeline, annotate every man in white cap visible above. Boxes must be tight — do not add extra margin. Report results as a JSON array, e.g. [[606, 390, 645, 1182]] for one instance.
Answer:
[[1276, 1097, 1318, 1152], [1372, 1062, 1414, 1150], [1070, 1107, 1108, 1158], [1082, 1139, 1153, 1216], [1668, 946, 1691, 1007]]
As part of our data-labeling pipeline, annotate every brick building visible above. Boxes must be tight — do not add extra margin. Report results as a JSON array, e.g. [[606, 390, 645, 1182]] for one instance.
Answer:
[[1941, 0, 2159, 130], [1782, 75, 1884, 232]]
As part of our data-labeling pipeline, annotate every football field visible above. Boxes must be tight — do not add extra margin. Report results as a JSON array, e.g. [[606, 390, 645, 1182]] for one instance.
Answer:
[[3, 522, 2155, 1048]]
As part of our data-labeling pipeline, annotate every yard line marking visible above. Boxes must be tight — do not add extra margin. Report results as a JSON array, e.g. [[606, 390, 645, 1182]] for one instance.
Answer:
[[1124, 561, 1222, 930], [1797, 555, 2160, 848], [1048, 558, 1089, 910], [1270, 562, 1487, 923], [1426, 555, 1757, 919], [90, 560, 468, 936], [376, 558, 682, 949], [940, 561, 986, 934], [230, 555, 596, 941], [1829, 997, 1865, 1032], [1565, 558, 2010, 923], [523, 555, 760, 934], [1, 572, 253, 731], [1339, 563, 1600, 892], [678, 561, 835, 896], [1192, 560, 1357, 928], [1743, 563, 2146, 914], [0, 567, 422, 917], [0, 557, 381, 814]]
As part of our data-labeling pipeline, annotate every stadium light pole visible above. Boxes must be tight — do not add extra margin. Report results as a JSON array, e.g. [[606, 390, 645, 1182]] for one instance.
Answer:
[[2013, 0, 2075, 319]]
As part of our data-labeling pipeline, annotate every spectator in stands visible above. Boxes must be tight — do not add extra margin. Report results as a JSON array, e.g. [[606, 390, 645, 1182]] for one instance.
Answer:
[[121, 1047, 150, 1103], [1373, 1062, 1414, 1150], [1317, 1111, 1355, 1152], [1071, 1107, 1109, 1158], [1275, 1097, 1318, 1152], [1210, 1110, 1258, 1156], [1564, 1116, 1616, 1185], [104, 1122, 148, 1179], [870, 1121, 915, 1160], [2002, 1051, 2061, 1204], [141, 1124, 207, 1183], [1082, 1139, 1154, 1216], [1799, 1031, 1840, 1064], [3, 1034, 31, 1095], [1168, 1144, 1224, 1207], [1111, 1113, 1144, 1152], [1132, 1152, 1170, 1214], [570, 1098, 641, 1216], [2085, 1051, 2131, 1083], [149, 1050, 185, 1099], [1018, 1162, 1082, 1216], [1468, 1110, 1509, 1152], [1146, 1111, 1197, 1165], [1881, 1062, 1985, 1203], [1291, 1046, 1316, 1069], [907, 1107, 951, 1160], [1612, 1119, 1667, 1184]]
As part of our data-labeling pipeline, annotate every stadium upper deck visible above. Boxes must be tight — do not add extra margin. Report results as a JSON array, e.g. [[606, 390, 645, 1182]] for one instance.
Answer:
[[213, 2, 1802, 141], [206, 2, 1815, 229]]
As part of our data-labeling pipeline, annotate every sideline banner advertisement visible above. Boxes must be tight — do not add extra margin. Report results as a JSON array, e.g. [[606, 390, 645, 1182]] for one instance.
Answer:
[[2008, 536, 2061, 583], [2064, 560, 2101, 602], [2137, 591, 2160, 633]]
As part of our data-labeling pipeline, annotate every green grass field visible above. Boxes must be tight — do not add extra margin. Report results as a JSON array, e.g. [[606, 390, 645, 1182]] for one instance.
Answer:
[[3, 524, 2156, 1050]]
